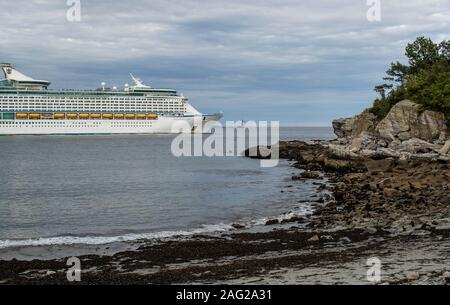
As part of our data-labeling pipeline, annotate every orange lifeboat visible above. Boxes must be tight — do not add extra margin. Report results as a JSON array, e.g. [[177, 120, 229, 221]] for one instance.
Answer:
[[16, 113, 28, 119], [125, 114, 135, 120], [67, 113, 78, 119], [29, 113, 41, 119], [54, 113, 65, 119], [90, 113, 101, 119], [147, 114, 158, 120]]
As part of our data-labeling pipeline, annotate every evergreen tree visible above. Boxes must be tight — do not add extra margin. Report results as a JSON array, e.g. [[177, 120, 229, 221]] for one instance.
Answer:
[[370, 37, 449, 124]]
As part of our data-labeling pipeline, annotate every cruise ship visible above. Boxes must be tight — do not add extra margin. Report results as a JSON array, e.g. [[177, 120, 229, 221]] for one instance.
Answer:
[[0, 63, 222, 135]]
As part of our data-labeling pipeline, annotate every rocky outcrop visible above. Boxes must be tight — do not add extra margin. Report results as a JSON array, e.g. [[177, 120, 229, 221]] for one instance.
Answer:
[[375, 100, 447, 143], [389, 138, 441, 154], [348, 131, 381, 152], [332, 110, 377, 142], [332, 100, 449, 160]]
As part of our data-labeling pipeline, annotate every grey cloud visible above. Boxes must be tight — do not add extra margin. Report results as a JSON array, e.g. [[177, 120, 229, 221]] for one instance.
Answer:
[[0, 0, 449, 125]]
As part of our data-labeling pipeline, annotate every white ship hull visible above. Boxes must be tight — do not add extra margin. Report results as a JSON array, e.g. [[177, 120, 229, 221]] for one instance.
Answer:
[[0, 114, 221, 135]]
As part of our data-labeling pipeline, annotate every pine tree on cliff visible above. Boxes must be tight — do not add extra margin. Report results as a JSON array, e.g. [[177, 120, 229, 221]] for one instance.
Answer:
[[371, 37, 450, 123]]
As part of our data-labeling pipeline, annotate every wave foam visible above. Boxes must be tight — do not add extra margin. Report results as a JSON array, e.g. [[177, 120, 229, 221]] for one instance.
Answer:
[[0, 224, 234, 249], [0, 206, 314, 249]]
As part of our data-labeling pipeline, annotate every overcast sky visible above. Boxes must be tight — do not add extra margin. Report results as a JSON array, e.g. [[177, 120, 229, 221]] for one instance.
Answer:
[[1, 0, 449, 125]]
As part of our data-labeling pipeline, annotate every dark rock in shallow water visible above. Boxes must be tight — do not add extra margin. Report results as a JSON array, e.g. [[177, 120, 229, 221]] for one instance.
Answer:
[[265, 219, 280, 226], [443, 272, 450, 284], [243, 146, 273, 159], [280, 216, 304, 224], [300, 170, 322, 179], [231, 223, 245, 229], [317, 184, 327, 190]]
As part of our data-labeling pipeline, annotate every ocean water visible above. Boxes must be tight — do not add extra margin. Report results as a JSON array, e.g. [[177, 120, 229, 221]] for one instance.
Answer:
[[0, 127, 334, 248]]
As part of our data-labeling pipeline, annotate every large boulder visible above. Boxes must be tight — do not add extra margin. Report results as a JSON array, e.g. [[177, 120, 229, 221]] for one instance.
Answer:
[[332, 110, 378, 140], [390, 138, 441, 154], [376, 100, 447, 143]]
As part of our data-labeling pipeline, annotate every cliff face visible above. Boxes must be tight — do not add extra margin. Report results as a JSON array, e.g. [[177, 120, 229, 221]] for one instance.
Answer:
[[332, 100, 449, 160], [376, 100, 447, 142], [332, 110, 377, 139]]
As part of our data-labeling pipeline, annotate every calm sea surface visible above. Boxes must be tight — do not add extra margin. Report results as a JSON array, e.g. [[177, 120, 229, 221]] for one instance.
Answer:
[[0, 127, 334, 248]]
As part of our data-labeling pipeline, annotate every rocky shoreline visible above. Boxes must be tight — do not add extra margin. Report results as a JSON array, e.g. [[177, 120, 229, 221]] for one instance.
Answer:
[[1, 136, 449, 284], [279, 141, 450, 233], [1, 100, 449, 284]]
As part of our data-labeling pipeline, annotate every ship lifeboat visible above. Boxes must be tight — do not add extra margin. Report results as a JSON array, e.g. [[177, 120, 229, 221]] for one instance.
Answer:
[[41, 113, 53, 118], [125, 114, 135, 120], [136, 114, 146, 120], [54, 113, 65, 119], [114, 114, 124, 119], [102, 114, 113, 119], [79, 113, 89, 119], [67, 113, 78, 119], [90, 113, 101, 119], [16, 113, 28, 119], [147, 114, 158, 120], [29, 113, 41, 119]]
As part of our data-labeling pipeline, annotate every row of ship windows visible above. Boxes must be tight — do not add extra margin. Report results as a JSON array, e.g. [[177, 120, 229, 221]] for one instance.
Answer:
[[1, 103, 184, 107], [2, 106, 181, 109], [2, 98, 183, 104], [2, 105, 176, 109], [1, 97, 183, 102], [2, 108, 181, 111], [1, 103, 182, 106], [2, 111, 181, 113], [0, 121, 153, 127], [1, 102, 185, 106], [1, 121, 98, 125], [1, 108, 184, 111], [1, 104, 174, 109]]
